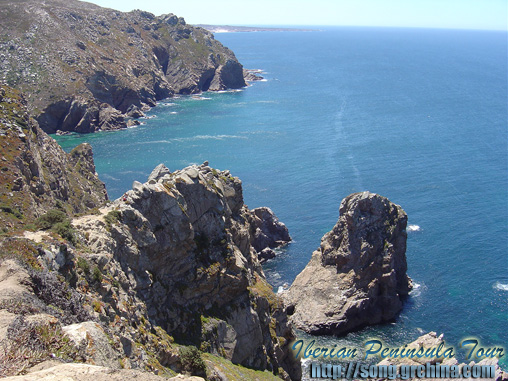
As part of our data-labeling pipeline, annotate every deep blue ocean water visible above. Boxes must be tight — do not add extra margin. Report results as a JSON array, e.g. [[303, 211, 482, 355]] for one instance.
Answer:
[[55, 27, 507, 367]]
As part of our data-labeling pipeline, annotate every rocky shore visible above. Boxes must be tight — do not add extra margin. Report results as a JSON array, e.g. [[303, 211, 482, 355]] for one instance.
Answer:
[[1, 84, 506, 379], [0, 83, 302, 379], [0, 0, 249, 134]]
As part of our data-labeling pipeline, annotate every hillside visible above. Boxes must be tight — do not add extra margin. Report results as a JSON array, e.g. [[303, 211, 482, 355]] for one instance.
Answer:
[[0, 84, 107, 232], [0, 0, 246, 133], [0, 84, 300, 380]]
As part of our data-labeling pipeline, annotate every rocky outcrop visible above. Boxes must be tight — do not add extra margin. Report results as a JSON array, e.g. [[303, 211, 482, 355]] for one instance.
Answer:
[[243, 69, 265, 83], [68, 163, 300, 379], [284, 191, 412, 335], [0, 163, 300, 379], [0, 85, 108, 231], [0, 0, 247, 133], [249, 207, 291, 262]]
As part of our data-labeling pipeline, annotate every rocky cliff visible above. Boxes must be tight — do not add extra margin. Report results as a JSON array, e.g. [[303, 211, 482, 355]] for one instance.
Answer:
[[0, 162, 300, 380], [0, 84, 107, 232], [0, 0, 247, 133], [70, 163, 300, 379], [284, 191, 412, 335]]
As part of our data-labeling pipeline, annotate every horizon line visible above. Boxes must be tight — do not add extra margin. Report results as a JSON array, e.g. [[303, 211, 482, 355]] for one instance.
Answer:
[[195, 23, 507, 32]]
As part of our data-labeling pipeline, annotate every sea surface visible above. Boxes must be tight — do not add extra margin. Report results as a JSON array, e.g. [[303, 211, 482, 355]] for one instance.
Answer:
[[55, 27, 508, 367]]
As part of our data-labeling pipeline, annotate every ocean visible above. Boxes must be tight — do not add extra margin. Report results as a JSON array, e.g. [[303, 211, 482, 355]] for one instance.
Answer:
[[55, 27, 508, 368]]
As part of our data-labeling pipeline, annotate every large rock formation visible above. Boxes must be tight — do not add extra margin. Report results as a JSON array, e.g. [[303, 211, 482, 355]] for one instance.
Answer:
[[0, 85, 107, 231], [284, 191, 412, 335], [0, 85, 299, 379], [69, 163, 300, 379], [0, 162, 301, 379], [0, 0, 247, 133]]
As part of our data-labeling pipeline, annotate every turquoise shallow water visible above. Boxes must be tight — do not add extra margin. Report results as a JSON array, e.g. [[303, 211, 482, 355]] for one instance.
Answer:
[[55, 27, 507, 366]]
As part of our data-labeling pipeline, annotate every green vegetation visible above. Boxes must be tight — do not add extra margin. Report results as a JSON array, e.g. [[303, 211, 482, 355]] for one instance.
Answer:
[[248, 274, 283, 310], [35, 209, 66, 230], [92, 265, 103, 283], [76, 257, 90, 275], [104, 209, 122, 230], [0, 239, 40, 270], [0, 316, 78, 377], [35, 209, 77, 245], [179, 345, 207, 376], [202, 352, 282, 381], [0, 204, 22, 219], [52, 220, 77, 245]]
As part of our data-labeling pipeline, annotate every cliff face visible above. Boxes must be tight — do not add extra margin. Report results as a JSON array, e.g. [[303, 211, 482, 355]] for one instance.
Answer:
[[0, 0, 246, 133], [71, 163, 300, 379], [0, 161, 301, 380], [0, 84, 107, 231], [284, 191, 412, 335]]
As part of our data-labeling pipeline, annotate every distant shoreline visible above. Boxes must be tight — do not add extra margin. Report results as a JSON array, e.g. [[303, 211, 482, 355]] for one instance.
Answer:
[[195, 24, 317, 33]]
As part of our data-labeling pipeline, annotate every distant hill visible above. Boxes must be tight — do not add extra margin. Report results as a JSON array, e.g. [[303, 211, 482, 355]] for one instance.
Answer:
[[0, 0, 246, 133], [196, 25, 316, 33]]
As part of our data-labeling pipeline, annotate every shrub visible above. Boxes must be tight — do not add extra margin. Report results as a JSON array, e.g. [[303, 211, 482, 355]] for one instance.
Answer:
[[76, 257, 90, 275], [104, 210, 122, 230], [92, 266, 102, 283], [179, 345, 207, 376], [0, 316, 78, 377], [52, 220, 77, 245], [0, 204, 22, 219], [35, 209, 66, 230]]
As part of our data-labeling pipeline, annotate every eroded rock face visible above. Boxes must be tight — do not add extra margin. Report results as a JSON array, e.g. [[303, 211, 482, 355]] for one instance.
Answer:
[[71, 163, 301, 380], [0, 0, 247, 133], [284, 191, 412, 335], [0, 85, 108, 230], [249, 206, 291, 263]]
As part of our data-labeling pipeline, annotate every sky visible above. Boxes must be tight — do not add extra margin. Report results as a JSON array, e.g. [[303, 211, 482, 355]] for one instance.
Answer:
[[84, 0, 508, 31]]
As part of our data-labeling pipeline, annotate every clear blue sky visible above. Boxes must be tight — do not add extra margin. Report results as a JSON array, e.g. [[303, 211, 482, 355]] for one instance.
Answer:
[[85, 0, 507, 30]]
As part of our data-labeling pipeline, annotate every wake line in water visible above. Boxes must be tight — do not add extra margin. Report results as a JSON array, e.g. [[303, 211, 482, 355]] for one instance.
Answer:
[[331, 96, 364, 190], [137, 135, 248, 145]]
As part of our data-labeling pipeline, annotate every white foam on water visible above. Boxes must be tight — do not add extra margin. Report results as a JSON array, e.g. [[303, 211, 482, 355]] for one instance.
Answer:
[[493, 282, 508, 291], [101, 174, 120, 181], [191, 96, 211, 100], [408, 224, 421, 232], [216, 89, 244, 93], [138, 135, 247, 145], [409, 282, 423, 297]]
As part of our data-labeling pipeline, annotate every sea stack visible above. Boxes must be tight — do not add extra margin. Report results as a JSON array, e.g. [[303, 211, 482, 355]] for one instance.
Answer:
[[284, 191, 412, 335]]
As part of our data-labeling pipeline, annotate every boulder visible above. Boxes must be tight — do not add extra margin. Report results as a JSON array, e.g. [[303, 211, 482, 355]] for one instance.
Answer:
[[148, 164, 171, 183], [62, 321, 119, 368]]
